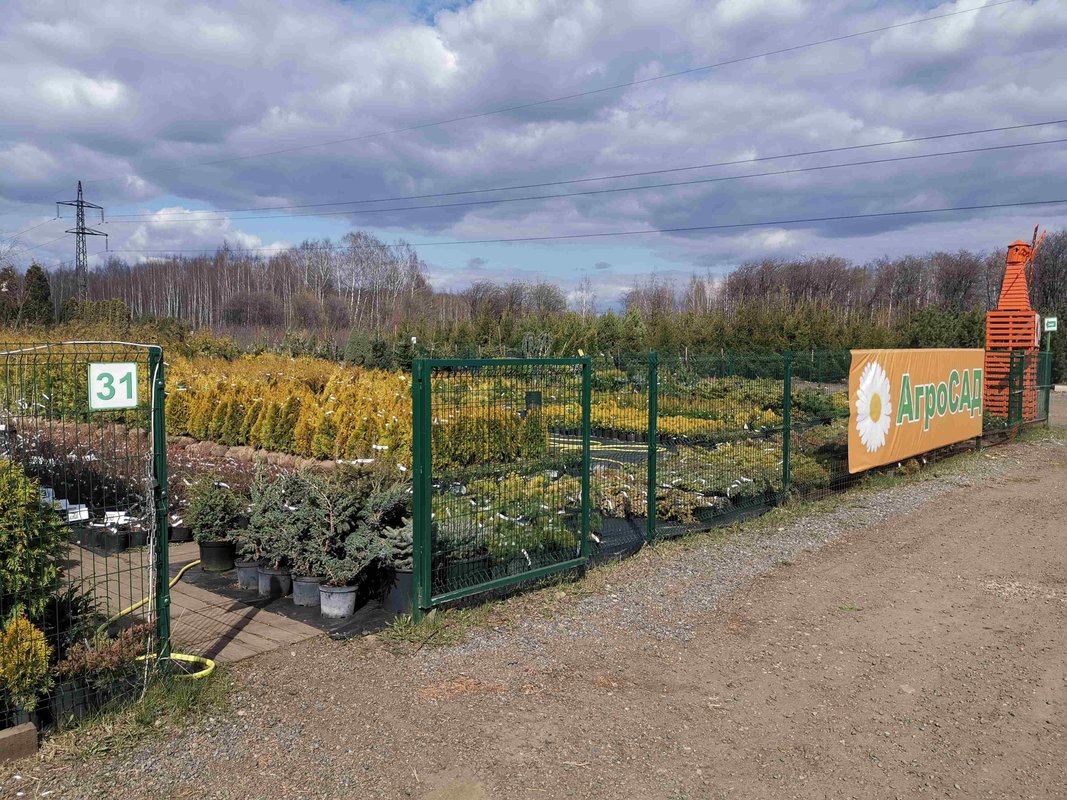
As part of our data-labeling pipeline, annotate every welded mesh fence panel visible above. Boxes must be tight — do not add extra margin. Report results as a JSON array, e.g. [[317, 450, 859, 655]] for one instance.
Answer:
[[586, 353, 653, 562], [0, 342, 166, 731], [650, 352, 788, 538], [984, 349, 1046, 432], [788, 350, 852, 500], [414, 359, 589, 610]]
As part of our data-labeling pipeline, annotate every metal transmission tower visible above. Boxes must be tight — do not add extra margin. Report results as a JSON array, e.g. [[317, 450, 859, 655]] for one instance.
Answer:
[[57, 181, 107, 301]]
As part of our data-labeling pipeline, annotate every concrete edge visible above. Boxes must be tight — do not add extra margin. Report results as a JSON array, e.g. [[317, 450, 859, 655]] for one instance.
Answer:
[[0, 721, 38, 764]]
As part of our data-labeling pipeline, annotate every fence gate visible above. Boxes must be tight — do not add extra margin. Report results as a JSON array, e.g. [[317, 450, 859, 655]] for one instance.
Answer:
[[411, 358, 591, 618], [0, 342, 169, 728]]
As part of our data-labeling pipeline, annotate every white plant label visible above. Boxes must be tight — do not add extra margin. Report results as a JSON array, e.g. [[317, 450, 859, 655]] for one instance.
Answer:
[[88, 362, 139, 410]]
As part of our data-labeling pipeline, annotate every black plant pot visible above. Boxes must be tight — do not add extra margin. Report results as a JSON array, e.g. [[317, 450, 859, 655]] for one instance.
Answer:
[[49, 679, 95, 726], [382, 569, 413, 614], [258, 566, 292, 599], [68, 525, 92, 547], [96, 530, 129, 556], [292, 575, 323, 608], [235, 560, 259, 591], [169, 525, 193, 544], [198, 540, 236, 572], [79, 527, 104, 550], [435, 554, 490, 593], [127, 529, 148, 549]]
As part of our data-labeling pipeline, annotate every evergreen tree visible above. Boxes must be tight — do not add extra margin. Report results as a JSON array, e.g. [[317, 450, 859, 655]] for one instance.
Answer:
[[21, 263, 53, 325], [0, 266, 19, 325], [343, 329, 373, 366]]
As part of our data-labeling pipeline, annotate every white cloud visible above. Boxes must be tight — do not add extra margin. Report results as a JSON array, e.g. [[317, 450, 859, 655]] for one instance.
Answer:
[[0, 0, 1064, 291], [119, 207, 288, 262]]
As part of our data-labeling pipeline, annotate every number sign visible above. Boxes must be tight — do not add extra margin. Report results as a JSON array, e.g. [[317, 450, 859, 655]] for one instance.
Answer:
[[88, 363, 139, 410]]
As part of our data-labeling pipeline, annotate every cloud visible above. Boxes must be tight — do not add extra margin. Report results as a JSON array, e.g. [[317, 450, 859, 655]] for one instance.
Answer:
[[594, 261, 611, 270], [117, 207, 288, 262], [0, 0, 1064, 298]]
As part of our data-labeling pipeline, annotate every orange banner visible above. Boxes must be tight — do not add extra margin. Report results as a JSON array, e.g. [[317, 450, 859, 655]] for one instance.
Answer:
[[848, 349, 984, 473]]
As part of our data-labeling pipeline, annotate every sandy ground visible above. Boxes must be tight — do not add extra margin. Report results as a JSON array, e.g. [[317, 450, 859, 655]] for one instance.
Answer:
[[4, 421, 1066, 800]]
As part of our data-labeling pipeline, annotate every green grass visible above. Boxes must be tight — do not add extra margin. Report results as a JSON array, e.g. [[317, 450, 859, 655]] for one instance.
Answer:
[[383, 605, 498, 649], [44, 669, 232, 762]]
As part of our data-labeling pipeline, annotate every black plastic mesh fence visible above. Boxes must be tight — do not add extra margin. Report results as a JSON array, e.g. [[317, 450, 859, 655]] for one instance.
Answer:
[[0, 342, 166, 731]]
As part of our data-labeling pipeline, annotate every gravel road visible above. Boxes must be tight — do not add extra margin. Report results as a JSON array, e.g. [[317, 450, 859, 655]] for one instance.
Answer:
[[4, 426, 1066, 800]]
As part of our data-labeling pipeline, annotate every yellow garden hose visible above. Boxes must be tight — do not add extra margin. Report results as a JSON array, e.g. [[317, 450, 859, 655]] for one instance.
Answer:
[[101, 558, 216, 680]]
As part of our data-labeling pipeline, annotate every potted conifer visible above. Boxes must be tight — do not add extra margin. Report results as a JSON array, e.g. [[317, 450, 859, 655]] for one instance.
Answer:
[[186, 475, 241, 572], [239, 468, 294, 597], [298, 473, 385, 618], [318, 525, 387, 619]]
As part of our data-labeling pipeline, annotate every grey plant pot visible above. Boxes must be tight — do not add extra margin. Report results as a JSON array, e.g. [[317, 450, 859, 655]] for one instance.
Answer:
[[258, 566, 292, 599], [292, 575, 323, 608], [319, 584, 358, 618], [235, 560, 259, 591]]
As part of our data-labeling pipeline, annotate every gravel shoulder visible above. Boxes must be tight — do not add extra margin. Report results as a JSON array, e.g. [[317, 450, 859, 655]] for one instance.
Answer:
[[5, 428, 1067, 800]]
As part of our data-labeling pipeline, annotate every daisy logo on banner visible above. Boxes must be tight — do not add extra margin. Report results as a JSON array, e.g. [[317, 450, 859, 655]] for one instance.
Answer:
[[847, 349, 984, 474], [855, 361, 892, 453]]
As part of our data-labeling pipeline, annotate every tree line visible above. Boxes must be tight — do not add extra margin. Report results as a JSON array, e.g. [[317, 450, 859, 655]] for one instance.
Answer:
[[3, 227, 1066, 377]]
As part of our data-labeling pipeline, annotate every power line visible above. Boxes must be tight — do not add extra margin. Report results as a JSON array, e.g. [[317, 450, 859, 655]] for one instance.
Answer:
[[7, 234, 71, 258], [67, 0, 1019, 191], [99, 137, 1067, 225], [106, 117, 1067, 221], [0, 219, 58, 240], [105, 197, 1067, 254]]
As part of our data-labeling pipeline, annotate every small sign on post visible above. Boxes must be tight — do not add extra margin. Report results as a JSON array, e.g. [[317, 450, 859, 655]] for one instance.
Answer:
[[88, 363, 139, 410], [1044, 316, 1058, 332]]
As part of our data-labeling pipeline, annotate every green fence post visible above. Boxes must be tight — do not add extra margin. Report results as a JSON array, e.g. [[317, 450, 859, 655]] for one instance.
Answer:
[[580, 356, 592, 563], [149, 346, 171, 663], [411, 359, 431, 621], [781, 351, 793, 504], [1043, 350, 1053, 428], [646, 351, 658, 544]]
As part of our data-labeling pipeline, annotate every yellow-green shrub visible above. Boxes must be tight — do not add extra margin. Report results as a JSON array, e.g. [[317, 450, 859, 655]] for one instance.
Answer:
[[0, 615, 53, 712]]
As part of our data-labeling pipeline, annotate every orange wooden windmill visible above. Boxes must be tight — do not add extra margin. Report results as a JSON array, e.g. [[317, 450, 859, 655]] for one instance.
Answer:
[[984, 227, 1044, 419]]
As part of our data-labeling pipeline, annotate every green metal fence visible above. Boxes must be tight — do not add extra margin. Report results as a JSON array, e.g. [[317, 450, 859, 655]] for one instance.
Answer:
[[1007, 349, 1052, 428], [411, 358, 590, 618], [650, 351, 791, 537], [0, 342, 169, 730], [410, 348, 1052, 612]]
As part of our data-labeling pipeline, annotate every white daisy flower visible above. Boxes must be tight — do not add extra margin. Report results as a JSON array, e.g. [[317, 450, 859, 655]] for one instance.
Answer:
[[855, 361, 893, 453]]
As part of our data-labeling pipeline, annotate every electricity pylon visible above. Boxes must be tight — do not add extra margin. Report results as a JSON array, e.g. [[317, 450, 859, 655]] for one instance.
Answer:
[[57, 181, 107, 301]]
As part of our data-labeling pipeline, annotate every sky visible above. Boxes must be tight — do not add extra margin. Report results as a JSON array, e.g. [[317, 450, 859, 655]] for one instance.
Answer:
[[1, 0, 1066, 308]]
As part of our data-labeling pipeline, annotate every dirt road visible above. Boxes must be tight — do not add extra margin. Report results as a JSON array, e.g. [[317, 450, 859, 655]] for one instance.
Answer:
[[6, 428, 1067, 800]]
